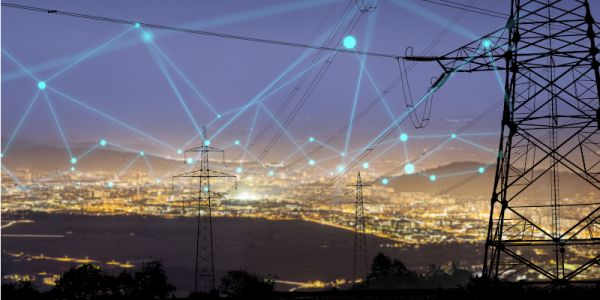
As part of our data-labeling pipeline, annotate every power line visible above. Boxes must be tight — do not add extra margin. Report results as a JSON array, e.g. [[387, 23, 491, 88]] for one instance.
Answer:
[[1, 2, 401, 59], [421, 0, 507, 19]]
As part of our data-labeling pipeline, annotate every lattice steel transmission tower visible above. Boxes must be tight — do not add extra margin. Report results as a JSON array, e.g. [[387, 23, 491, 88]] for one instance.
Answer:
[[407, 0, 600, 284], [173, 140, 236, 293], [349, 171, 371, 285]]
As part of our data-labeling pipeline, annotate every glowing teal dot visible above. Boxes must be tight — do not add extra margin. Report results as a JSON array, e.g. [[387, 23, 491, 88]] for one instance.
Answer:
[[107, 182, 114, 188], [177, 149, 183, 154], [478, 167, 485, 174], [234, 140, 240, 145], [134, 22, 141, 28], [451, 133, 457, 139], [37, 81, 46, 90], [204, 140, 211, 146], [362, 162, 369, 169], [139, 151, 145, 156], [343, 35, 357, 49], [399, 133, 408, 142], [186, 158, 194, 164], [203, 186, 209, 192], [382, 178, 389, 185], [309, 137, 315, 142], [337, 165, 345, 172], [482, 38, 492, 49], [141, 31, 153, 42], [99, 139, 107, 147], [308, 159, 316, 166], [70, 167, 75, 172], [340, 152, 346, 157], [217, 114, 222, 119], [268, 170, 274, 176], [70, 157, 77, 164], [429, 175, 437, 181], [236, 167, 243, 173], [156, 178, 161, 183], [404, 163, 415, 174]]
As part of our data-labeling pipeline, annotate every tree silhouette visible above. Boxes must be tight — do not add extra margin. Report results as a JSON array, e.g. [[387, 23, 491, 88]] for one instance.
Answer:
[[219, 269, 274, 299], [1, 280, 42, 300], [132, 259, 175, 299]]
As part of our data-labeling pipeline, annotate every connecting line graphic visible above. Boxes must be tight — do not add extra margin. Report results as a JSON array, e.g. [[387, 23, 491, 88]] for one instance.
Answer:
[[148, 40, 220, 117], [1, 165, 23, 186], [117, 155, 141, 178], [1, 48, 40, 82], [259, 104, 309, 159], [145, 41, 206, 140], [2, 91, 41, 156], [46, 27, 134, 82], [456, 137, 497, 154], [42, 92, 73, 159], [2, 1, 334, 82]]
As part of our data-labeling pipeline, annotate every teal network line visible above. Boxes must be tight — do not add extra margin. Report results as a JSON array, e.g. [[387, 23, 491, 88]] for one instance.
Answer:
[[48, 87, 177, 151], [146, 42, 206, 140], [2, 90, 41, 156], [456, 137, 497, 154], [1, 164, 23, 186], [343, 8, 378, 155], [2, 48, 39, 81], [117, 155, 141, 177], [46, 27, 134, 82], [42, 92, 73, 159], [3, 0, 333, 82], [148, 41, 220, 116], [142, 155, 155, 176], [259, 103, 309, 158]]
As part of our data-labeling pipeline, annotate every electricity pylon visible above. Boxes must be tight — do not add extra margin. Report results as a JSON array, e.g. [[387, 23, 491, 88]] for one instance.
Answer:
[[348, 171, 371, 285], [173, 140, 236, 293], [407, 0, 600, 284]]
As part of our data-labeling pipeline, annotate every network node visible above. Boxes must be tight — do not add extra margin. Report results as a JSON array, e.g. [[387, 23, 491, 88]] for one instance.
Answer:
[[308, 159, 316, 166], [451, 133, 457, 139], [337, 164, 345, 172], [186, 158, 194, 165], [236, 167, 243, 173], [404, 163, 415, 174], [156, 179, 161, 183], [399, 133, 408, 142], [99, 139, 107, 147], [234, 140, 240, 145], [268, 170, 274, 176], [141, 31, 153, 42], [429, 175, 437, 181], [362, 162, 369, 169], [70, 167, 76, 172], [478, 167, 485, 174], [139, 151, 145, 156], [343, 35, 357, 49], [70, 157, 77, 164], [217, 114, 222, 119], [309, 137, 315, 142], [177, 149, 183, 154], [134, 22, 141, 28], [203, 186, 209, 192], [37, 81, 47, 90], [482, 38, 492, 49], [204, 140, 211, 146], [381, 178, 389, 185], [107, 182, 114, 188], [340, 152, 346, 157]]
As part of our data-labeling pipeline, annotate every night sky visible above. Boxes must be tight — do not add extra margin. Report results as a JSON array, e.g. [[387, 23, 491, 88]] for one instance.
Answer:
[[4, 0, 599, 174]]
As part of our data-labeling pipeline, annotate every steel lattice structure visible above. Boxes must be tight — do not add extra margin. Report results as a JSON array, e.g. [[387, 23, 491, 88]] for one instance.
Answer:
[[173, 143, 236, 293], [349, 171, 371, 285], [409, 0, 600, 284]]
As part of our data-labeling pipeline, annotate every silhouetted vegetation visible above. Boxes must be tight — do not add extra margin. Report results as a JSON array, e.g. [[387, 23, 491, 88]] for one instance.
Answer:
[[2, 259, 175, 300], [364, 252, 471, 289], [219, 269, 275, 299]]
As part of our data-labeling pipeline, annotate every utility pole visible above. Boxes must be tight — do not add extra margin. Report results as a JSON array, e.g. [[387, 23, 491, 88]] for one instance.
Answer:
[[406, 0, 600, 284], [173, 131, 236, 293], [348, 171, 371, 286]]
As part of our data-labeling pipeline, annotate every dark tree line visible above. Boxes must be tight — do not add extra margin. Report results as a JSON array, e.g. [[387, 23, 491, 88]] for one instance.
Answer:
[[363, 252, 471, 289]]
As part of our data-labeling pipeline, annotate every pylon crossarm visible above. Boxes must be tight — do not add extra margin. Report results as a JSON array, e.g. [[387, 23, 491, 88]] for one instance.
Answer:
[[505, 207, 554, 239], [173, 169, 237, 178]]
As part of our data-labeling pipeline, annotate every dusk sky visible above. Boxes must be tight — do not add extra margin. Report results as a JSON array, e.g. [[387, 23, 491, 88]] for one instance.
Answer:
[[4, 0, 599, 173]]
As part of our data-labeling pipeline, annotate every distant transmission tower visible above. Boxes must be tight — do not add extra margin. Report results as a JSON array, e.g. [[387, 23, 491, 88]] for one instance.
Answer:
[[407, 0, 600, 283], [173, 131, 236, 293], [349, 171, 371, 286]]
